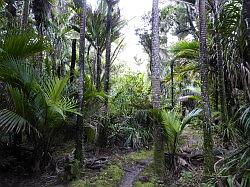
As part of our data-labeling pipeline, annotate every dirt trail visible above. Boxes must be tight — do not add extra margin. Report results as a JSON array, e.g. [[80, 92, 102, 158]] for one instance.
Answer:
[[119, 159, 151, 187]]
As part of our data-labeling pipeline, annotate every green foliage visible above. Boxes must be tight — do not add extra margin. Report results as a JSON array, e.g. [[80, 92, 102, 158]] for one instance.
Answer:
[[240, 106, 250, 136], [173, 171, 202, 187], [0, 55, 78, 135], [93, 163, 124, 186], [64, 159, 81, 181], [134, 182, 155, 187], [0, 33, 78, 170], [109, 73, 150, 116], [70, 179, 87, 187], [161, 108, 202, 154], [108, 109, 153, 149], [219, 144, 250, 187], [170, 40, 199, 60], [125, 150, 153, 162], [160, 4, 195, 39], [0, 30, 47, 60], [106, 73, 152, 148]]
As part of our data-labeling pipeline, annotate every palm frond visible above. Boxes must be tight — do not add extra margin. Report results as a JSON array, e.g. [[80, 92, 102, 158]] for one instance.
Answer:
[[181, 108, 202, 130], [170, 40, 199, 60], [0, 30, 47, 59], [0, 58, 37, 92], [0, 109, 33, 134], [240, 106, 250, 135], [40, 76, 79, 123]]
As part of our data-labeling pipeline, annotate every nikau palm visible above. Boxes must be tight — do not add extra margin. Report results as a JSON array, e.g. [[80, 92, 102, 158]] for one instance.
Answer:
[[162, 108, 202, 171], [198, 0, 214, 175], [151, 0, 165, 178], [75, 0, 87, 164], [0, 60, 78, 172]]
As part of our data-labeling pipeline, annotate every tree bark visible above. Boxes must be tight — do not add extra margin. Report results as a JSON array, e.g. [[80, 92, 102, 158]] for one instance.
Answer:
[[103, 1, 113, 97], [70, 39, 77, 83], [22, 0, 30, 28], [96, 47, 102, 91], [96, 0, 116, 148], [198, 0, 214, 176], [92, 50, 97, 85], [213, 0, 228, 126], [170, 60, 174, 109], [75, 0, 86, 164], [151, 0, 165, 179]]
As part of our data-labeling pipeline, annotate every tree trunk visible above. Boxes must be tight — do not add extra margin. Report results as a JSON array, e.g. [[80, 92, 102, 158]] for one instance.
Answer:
[[170, 60, 174, 109], [96, 0, 115, 148], [32, 0, 51, 74], [22, 0, 30, 28], [75, 0, 87, 164], [70, 39, 77, 83], [92, 50, 97, 85], [151, 0, 165, 179], [198, 0, 214, 176], [103, 2, 113, 97], [96, 47, 102, 91], [213, 0, 228, 126]]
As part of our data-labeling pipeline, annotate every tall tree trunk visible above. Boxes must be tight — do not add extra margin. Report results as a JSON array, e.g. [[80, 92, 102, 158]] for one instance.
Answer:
[[86, 44, 93, 82], [151, 0, 165, 179], [170, 60, 174, 109], [70, 39, 77, 83], [96, 0, 114, 148], [75, 0, 87, 163], [198, 0, 214, 175], [103, 1, 113, 98], [32, 0, 51, 74], [92, 50, 97, 85], [96, 47, 102, 91], [213, 0, 228, 126], [22, 0, 29, 28]]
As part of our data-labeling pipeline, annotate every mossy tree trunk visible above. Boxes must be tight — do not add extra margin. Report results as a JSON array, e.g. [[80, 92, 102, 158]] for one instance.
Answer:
[[22, 0, 30, 28], [70, 39, 77, 83], [213, 0, 229, 129], [151, 0, 165, 179], [198, 0, 214, 176], [75, 0, 87, 164]]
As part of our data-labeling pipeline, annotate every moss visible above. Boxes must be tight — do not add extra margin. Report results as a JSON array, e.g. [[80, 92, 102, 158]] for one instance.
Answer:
[[100, 164, 124, 182], [88, 163, 124, 187], [125, 150, 153, 162], [70, 150, 153, 187], [133, 162, 158, 187], [70, 179, 87, 187], [134, 181, 155, 187], [69, 164, 123, 187]]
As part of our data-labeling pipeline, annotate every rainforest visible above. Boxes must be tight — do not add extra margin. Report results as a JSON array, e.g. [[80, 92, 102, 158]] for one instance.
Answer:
[[0, 0, 249, 186]]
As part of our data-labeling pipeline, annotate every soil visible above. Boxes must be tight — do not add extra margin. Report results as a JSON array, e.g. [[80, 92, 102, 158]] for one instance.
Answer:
[[119, 159, 151, 187]]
